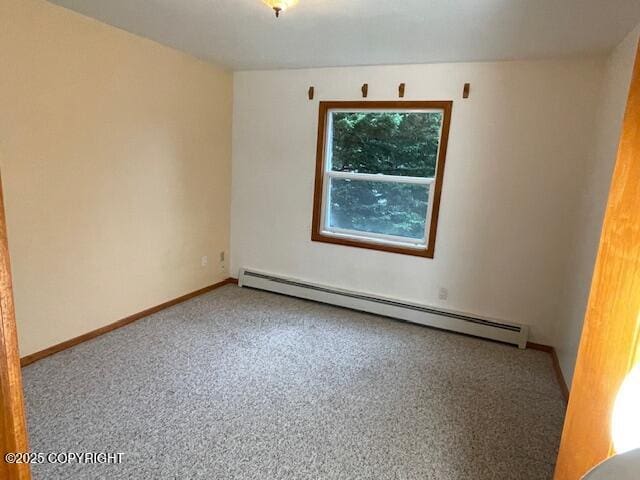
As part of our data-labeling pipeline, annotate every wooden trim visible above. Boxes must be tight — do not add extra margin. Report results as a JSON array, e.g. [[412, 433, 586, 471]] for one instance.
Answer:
[[0, 175, 30, 479], [554, 40, 640, 480], [527, 342, 569, 402], [20, 278, 238, 367], [311, 101, 453, 258]]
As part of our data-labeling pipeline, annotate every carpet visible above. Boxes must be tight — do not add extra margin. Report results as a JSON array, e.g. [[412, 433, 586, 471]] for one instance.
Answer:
[[22, 285, 565, 479]]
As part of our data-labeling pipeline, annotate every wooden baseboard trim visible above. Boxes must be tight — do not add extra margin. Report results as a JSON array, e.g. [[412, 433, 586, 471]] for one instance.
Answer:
[[527, 342, 570, 402], [20, 278, 238, 367]]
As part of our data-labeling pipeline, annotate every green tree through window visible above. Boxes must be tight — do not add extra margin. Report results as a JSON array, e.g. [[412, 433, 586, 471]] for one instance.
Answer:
[[327, 111, 443, 240], [331, 112, 442, 177]]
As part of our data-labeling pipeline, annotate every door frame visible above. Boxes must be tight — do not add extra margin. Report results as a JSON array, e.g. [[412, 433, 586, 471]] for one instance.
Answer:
[[0, 172, 30, 480]]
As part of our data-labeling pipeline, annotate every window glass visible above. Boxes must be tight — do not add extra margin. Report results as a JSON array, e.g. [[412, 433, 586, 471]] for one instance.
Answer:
[[330, 111, 443, 178], [328, 178, 430, 241]]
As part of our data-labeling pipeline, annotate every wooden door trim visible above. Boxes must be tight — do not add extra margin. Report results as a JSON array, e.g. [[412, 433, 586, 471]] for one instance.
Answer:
[[554, 39, 640, 480], [0, 174, 30, 479]]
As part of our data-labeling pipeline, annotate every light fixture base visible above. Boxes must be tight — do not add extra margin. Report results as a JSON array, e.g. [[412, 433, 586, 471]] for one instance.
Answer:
[[262, 0, 299, 17]]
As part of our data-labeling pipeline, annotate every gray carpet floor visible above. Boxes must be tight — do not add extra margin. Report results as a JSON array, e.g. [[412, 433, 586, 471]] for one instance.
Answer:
[[23, 285, 566, 479]]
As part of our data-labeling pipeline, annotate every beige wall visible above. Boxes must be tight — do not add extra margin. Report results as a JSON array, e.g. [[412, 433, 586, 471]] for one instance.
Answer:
[[0, 0, 233, 356]]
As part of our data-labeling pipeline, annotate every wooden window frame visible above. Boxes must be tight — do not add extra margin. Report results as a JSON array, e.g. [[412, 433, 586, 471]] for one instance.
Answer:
[[311, 100, 452, 258]]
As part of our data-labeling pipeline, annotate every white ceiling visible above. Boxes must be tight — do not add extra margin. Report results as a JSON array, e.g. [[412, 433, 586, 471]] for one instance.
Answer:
[[48, 0, 640, 71]]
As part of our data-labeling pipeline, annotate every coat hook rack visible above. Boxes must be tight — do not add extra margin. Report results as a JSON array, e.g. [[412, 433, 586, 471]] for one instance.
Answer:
[[361, 83, 368, 98], [399, 83, 406, 98], [308, 86, 315, 100], [463, 83, 470, 99]]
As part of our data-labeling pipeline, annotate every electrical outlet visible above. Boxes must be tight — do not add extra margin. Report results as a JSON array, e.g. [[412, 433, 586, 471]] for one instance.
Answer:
[[438, 287, 449, 301], [201, 256, 208, 267], [219, 251, 226, 272]]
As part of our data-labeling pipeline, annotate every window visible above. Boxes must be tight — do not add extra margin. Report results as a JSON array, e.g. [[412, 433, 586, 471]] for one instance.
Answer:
[[312, 101, 452, 257]]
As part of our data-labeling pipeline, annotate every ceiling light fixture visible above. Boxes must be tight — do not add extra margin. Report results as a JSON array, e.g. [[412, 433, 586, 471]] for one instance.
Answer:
[[262, 0, 298, 17]]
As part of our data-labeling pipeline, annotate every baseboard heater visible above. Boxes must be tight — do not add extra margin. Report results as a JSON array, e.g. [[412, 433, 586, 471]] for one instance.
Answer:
[[238, 269, 528, 349]]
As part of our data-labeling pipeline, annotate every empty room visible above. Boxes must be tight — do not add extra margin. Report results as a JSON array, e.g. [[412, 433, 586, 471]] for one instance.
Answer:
[[1, 0, 640, 479]]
